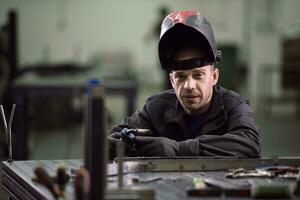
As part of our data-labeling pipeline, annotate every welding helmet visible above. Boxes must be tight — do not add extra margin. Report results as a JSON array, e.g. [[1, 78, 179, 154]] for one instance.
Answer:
[[158, 10, 221, 71]]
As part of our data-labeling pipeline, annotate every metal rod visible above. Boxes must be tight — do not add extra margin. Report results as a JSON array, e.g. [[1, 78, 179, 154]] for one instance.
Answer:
[[117, 140, 124, 189], [0, 104, 15, 162], [8, 104, 16, 162], [0, 105, 8, 143]]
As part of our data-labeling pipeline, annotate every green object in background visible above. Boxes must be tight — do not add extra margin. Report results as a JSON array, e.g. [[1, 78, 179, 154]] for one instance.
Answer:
[[217, 45, 238, 91], [251, 182, 293, 198]]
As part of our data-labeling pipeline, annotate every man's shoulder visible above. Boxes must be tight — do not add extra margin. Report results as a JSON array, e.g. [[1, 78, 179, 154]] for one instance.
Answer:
[[216, 86, 245, 99], [215, 86, 248, 108]]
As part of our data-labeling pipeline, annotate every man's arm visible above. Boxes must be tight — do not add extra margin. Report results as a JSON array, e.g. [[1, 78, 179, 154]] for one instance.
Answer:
[[132, 100, 261, 158], [189, 100, 261, 158], [109, 96, 261, 158]]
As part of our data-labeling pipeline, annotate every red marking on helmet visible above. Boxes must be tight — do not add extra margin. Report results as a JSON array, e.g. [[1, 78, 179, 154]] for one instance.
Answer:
[[168, 10, 200, 24]]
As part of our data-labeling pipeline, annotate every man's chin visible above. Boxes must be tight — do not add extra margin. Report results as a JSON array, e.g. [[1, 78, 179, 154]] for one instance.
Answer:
[[183, 101, 199, 108], [183, 105, 200, 114]]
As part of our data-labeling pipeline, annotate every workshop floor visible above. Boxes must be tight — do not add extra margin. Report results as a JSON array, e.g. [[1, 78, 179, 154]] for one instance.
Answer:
[[1, 84, 300, 199]]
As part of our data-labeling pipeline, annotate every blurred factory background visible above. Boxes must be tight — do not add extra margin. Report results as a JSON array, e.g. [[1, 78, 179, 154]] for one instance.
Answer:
[[1, 0, 300, 198]]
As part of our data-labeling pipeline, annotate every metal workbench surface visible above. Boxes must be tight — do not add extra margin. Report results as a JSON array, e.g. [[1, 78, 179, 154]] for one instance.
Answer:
[[2, 157, 300, 200]]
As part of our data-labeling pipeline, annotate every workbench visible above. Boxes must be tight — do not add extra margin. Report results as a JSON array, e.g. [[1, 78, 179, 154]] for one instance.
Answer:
[[11, 72, 137, 160], [2, 157, 300, 200]]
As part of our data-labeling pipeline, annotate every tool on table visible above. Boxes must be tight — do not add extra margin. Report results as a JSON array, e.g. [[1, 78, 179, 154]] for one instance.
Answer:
[[32, 164, 70, 199], [0, 104, 16, 162], [131, 176, 162, 184], [33, 166, 61, 198], [204, 176, 251, 197], [185, 173, 251, 197], [226, 166, 300, 198], [226, 166, 299, 179], [56, 164, 70, 194], [250, 180, 294, 199], [193, 177, 206, 189], [73, 167, 91, 200], [186, 177, 222, 197]]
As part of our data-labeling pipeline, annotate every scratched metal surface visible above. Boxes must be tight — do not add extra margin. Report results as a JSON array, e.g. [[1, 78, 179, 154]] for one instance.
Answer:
[[2, 159, 300, 200]]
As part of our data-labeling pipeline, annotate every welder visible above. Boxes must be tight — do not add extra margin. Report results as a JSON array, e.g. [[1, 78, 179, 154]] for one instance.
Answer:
[[108, 10, 261, 159]]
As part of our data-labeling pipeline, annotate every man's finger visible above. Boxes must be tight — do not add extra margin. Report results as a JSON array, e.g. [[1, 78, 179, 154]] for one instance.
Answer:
[[109, 132, 122, 139], [108, 137, 119, 144]]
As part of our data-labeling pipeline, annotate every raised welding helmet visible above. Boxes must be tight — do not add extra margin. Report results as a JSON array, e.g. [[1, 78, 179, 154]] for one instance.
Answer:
[[158, 10, 221, 71]]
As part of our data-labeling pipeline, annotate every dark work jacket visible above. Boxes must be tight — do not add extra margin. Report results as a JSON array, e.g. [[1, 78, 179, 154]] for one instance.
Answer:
[[109, 86, 261, 158]]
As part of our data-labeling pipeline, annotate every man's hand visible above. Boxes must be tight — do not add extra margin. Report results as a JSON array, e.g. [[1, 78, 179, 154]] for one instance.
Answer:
[[134, 136, 185, 157], [108, 132, 137, 159]]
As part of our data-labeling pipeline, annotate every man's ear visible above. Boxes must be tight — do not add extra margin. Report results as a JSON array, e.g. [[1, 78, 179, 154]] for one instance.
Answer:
[[212, 68, 219, 86], [169, 72, 175, 89]]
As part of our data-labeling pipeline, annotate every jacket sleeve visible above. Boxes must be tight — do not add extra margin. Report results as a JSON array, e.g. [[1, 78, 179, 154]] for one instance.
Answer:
[[181, 100, 261, 158]]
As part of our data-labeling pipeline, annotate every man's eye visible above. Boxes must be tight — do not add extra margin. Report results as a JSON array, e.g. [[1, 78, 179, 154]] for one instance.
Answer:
[[193, 73, 204, 79], [176, 74, 186, 80]]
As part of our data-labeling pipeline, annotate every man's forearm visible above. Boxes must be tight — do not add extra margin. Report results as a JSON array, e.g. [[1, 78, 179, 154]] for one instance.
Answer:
[[190, 130, 261, 158]]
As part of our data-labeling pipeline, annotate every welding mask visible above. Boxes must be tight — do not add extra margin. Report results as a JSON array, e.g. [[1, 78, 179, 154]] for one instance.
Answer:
[[158, 10, 221, 71]]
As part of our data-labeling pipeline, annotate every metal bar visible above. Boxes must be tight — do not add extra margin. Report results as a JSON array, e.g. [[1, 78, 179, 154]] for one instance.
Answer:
[[8, 104, 16, 162], [0, 105, 8, 143], [107, 157, 300, 175], [117, 140, 124, 189]]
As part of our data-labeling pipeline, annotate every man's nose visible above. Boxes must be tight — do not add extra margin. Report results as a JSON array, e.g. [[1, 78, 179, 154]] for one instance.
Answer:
[[184, 77, 196, 90]]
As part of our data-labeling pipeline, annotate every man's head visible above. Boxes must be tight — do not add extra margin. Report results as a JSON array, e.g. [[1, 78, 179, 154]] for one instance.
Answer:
[[158, 10, 221, 115]]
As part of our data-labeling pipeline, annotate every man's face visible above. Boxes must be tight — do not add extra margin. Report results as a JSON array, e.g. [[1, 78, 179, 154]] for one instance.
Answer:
[[169, 47, 219, 115]]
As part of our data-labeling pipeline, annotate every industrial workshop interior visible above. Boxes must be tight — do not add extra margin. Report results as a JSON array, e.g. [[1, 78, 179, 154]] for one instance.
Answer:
[[1, 0, 300, 199]]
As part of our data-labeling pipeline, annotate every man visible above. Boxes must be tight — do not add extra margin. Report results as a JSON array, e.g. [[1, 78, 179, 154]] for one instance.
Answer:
[[109, 10, 260, 159]]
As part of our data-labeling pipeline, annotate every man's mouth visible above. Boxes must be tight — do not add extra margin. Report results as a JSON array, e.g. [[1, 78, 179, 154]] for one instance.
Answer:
[[182, 95, 200, 101]]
